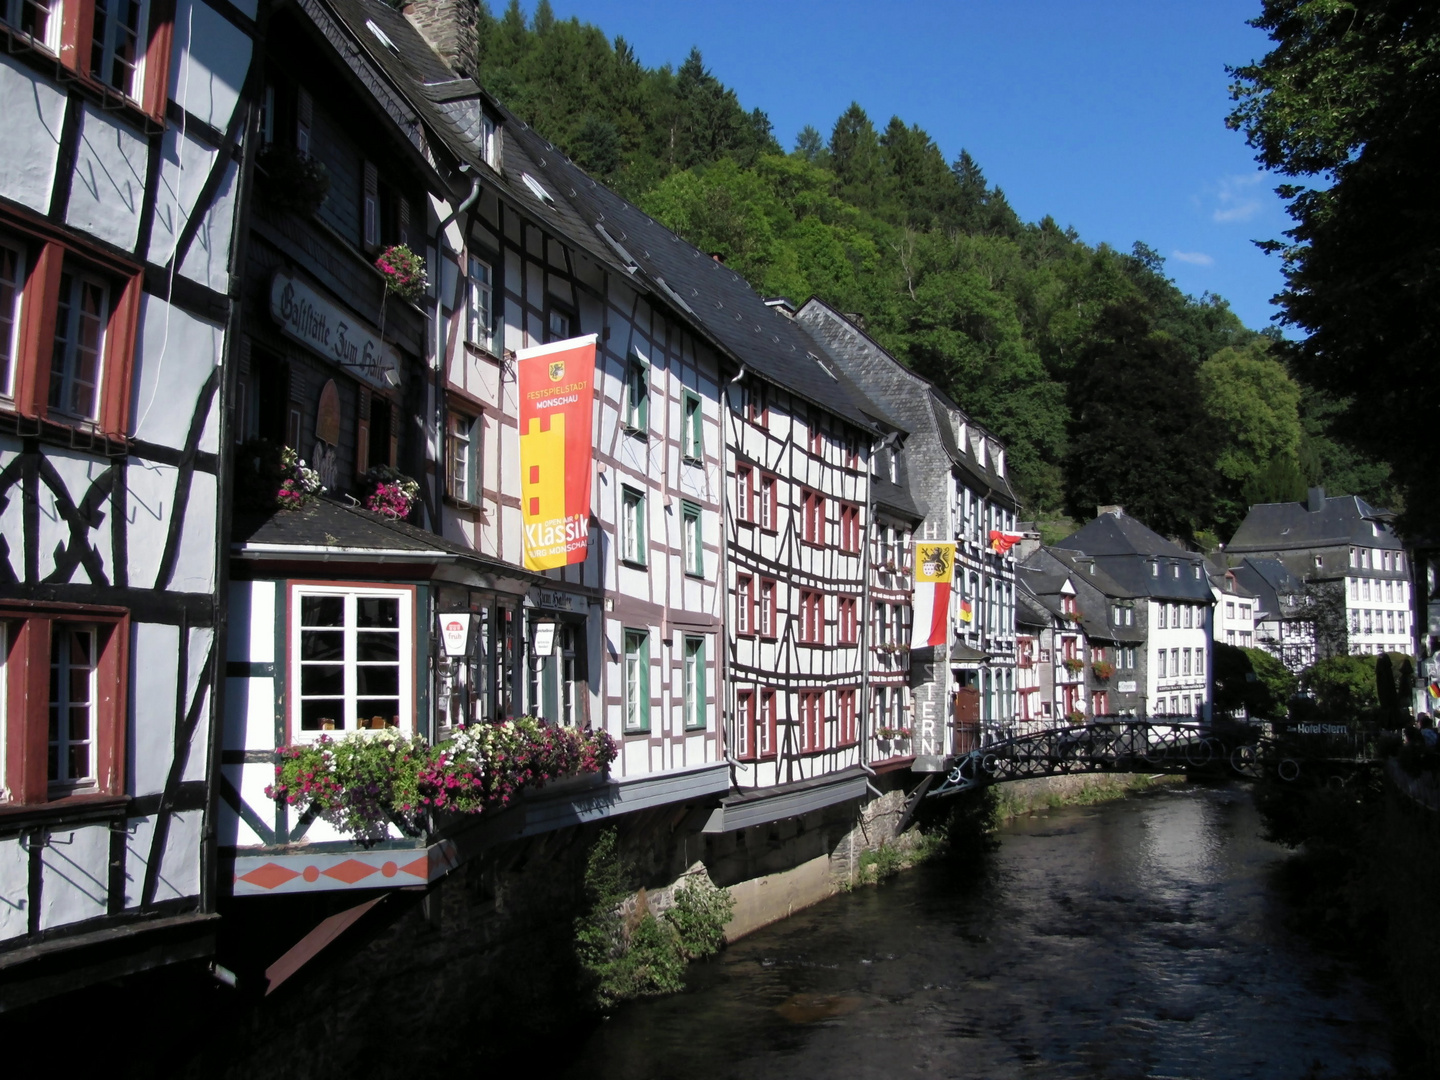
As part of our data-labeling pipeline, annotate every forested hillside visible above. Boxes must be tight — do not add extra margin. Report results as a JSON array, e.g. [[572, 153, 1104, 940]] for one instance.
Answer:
[[470, 0, 1392, 541]]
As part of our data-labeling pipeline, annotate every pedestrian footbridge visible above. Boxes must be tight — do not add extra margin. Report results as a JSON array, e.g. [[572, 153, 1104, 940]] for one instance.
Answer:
[[927, 718, 1379, 799]]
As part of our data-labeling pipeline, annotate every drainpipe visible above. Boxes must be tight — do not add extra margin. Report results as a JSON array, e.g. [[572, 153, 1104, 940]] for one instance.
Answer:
[[720, 365, 747, 773], [860, 430, 899, 778], [431, 169, 482, 532]]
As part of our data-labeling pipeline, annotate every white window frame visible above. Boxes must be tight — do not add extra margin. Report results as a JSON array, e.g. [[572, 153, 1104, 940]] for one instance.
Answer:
[[621, 485, 646, 566], [623, 629, 649, 733], [683, 390, 703, 461], [50, 268, 109, 421], [466, 255, 493, 351], [49, 623, 98, 793], [480, 113, 497, 167], [448, 413, 476, 504], [289, 584, 415, 742], [683, 635, 705, 731], [624, 353, 648, 432], [0, 238, 22, 400], [2, 0, 61, 50], [682, 501, 702, 577], [90, 0, 149, 101]]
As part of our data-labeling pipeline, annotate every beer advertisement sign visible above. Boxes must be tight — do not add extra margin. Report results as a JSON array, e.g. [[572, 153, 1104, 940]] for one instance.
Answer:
[[518, 335, 598, 570]]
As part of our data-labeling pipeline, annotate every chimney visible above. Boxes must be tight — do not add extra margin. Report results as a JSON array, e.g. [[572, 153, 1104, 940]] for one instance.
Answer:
[[404, 0, 478, 78], [1014, 529, 1042, 562], [1097, 505, 1124, 518], [1307, 486, 1325, 513]]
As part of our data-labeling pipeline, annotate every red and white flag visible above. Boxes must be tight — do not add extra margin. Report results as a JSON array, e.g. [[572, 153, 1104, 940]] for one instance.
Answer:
[[911, 542, 956, 648]]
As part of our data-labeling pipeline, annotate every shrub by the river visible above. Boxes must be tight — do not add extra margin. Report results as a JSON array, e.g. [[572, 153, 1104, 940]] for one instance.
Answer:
[[574, 828, 734, 1009]]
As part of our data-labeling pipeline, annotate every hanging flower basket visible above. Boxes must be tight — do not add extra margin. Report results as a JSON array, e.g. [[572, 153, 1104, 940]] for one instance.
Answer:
[[1062, 657, 1085, 674], [266, 718, 618, 842], [256, 145, 330, 217], [1092, 660, 1115, 681], [234, 438, 326, 511], [362, 465, 420, 520], [375, 244, 428, 302]]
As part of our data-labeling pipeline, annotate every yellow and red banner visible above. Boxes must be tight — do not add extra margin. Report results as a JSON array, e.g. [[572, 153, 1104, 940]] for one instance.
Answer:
[[911, 542, 955, 648], [518, 335, 597, 570], [989, 529, 1024, 555]]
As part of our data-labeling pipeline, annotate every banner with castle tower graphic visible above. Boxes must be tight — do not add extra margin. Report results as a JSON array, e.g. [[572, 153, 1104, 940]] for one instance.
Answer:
[[518, 336, 598, 570]]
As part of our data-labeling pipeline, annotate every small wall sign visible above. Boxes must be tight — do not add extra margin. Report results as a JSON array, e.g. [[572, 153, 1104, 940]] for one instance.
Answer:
[[439, 613, 471, 657]]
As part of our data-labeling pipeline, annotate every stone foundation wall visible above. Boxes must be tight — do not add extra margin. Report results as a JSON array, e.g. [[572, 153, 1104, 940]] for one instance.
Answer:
[[195, 771, 924, 1077]]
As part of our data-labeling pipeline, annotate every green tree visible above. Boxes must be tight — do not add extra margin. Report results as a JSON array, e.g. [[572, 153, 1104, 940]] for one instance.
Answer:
[[1227, 0, 1440, 538], [1214, 642, 1297, 718], [1199, 340, 1303, 528], [1301, 653, 1379, 724], [1064, 299, 1216, 538]]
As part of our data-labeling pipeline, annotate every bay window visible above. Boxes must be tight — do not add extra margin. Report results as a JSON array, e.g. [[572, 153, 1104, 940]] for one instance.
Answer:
[[290, 585, 414, 740]]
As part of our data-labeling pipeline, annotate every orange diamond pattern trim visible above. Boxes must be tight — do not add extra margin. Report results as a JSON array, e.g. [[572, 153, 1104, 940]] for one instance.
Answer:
[[321, 859, 381, 884], [238, 862, 302, 890]]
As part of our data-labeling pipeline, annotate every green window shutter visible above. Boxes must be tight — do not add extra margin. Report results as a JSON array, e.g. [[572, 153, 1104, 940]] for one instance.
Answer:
[[640, 631, 650, 732]]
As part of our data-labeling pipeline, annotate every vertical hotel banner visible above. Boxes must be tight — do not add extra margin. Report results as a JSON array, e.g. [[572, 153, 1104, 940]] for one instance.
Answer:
[[911, 542, 956, 648], [518, 335, 598, 570]]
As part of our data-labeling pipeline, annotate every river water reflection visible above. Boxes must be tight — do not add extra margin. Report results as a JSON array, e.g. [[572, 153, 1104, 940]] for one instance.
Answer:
[[561, 783, 1399, 1080]]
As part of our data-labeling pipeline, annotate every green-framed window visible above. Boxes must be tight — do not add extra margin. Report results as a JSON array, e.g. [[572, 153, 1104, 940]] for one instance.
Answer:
[[682, 501, 703, 577], [622, 485, 646, 566], [683, 390, 702, 460], [624, 351, 649, 432], [683, 634, 706, 730], [624, 629, 650, 733]]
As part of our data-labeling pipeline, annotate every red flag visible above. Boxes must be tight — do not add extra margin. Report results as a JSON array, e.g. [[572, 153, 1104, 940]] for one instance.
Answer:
[[989, 530, 1023, 555]]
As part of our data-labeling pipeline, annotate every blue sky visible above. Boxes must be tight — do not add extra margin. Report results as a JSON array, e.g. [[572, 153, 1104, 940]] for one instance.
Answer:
[[525, 1, 1290, 334]]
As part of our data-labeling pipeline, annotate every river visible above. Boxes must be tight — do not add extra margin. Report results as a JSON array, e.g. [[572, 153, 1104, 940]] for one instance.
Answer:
[[559, 782, 1404, 1080]]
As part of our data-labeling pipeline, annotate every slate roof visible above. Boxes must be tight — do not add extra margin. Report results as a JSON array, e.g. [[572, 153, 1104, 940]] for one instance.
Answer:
[[499, 129, 889, 432], [323, 0, 631, 278], [1227, 492, 1403, 553], [1231, 557, 1303, 618], [795, 299, 1017, 507], [1015, 588, 1051, 629], [1052, 512, 1213, 602], [233, 497, 543, 582], [1057, 512, 1191, 559]]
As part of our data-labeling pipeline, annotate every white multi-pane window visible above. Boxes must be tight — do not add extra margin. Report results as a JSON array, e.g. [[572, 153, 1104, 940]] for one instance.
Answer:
[[50, 269, 108, 420], [2, 0, 59, 48], [683, 502, 702, 576], [621, 486, 646, 565], [0, 239, 22, 399], [49, 624, 97, 791], [448, 414, 474, 503], [466, 256, 493, 350], [759, 476, 775, 530], [90, 0, 148, 100], [292, 587, 413, 738], [623, 630, 649, 733], [683, 635, 705, 731]]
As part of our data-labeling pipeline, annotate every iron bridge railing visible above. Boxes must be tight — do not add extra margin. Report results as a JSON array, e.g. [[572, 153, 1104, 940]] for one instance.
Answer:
[[928, 717, 1380, 799]]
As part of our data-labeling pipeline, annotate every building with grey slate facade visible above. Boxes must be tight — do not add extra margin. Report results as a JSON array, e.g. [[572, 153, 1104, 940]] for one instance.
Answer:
[[1227, 487, 1411, 662]]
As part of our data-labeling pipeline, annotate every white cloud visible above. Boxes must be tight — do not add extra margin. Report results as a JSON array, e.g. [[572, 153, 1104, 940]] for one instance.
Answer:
[[1212, 172, 1265, 224], [1171, 250, 1215, 267]]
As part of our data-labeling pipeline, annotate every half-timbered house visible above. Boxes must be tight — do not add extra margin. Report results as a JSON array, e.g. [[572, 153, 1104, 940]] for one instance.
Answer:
[[220, 0, 732, 919], [796, 299, 1021, 757], [0, 0, 258, 1006]]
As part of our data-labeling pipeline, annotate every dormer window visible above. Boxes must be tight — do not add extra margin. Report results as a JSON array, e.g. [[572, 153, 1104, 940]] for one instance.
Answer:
[[1150, 561, 1158, 578], [480, 113, 497, 168]]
